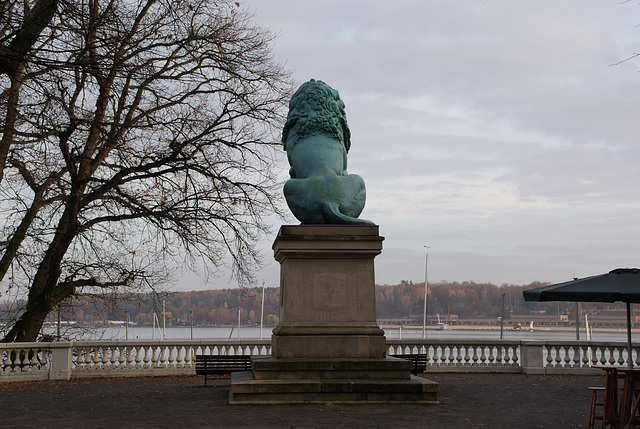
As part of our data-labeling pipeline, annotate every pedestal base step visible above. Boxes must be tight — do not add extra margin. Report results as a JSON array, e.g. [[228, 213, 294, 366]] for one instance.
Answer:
[[250, 356, 414, 380], [229, 371, 440, 404]]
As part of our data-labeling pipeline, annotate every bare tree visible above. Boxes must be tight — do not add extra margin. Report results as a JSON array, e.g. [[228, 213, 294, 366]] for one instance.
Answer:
[[0, 0, 292, 342], [0, 0, 60, 182]]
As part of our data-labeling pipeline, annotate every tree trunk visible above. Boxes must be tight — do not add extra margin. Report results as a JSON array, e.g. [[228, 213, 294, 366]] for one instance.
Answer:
[[1, 294, 52, 342], [1, 193, 82, 342]]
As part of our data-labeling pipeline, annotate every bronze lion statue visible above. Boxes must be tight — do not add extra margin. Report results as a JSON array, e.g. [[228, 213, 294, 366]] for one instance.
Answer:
[[282, 79, 374, 225]]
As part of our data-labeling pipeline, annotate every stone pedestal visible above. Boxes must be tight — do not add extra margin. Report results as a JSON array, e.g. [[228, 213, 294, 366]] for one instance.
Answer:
[[229, 225, 439, 404]]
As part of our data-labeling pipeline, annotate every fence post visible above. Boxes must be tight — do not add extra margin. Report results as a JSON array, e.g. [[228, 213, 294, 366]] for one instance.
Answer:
[[49, 342, 72, 380], [521, 341, 545, 374]]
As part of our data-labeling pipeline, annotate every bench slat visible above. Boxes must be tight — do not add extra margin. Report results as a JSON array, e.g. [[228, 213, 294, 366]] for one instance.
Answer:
[[195, 355, 252, 385], [390, 354, 427, 375]]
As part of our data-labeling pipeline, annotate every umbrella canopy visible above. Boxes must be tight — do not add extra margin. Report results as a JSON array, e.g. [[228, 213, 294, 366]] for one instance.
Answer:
[[523, 268, 640, 303], [523, 268, 640, 369]]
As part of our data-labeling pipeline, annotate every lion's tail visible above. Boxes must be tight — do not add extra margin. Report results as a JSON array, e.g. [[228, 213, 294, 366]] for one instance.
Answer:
[[320, 202, 375, 226]]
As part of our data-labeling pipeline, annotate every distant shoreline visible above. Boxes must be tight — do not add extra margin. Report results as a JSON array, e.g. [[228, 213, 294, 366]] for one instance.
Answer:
[[379, 324, 638, 334]]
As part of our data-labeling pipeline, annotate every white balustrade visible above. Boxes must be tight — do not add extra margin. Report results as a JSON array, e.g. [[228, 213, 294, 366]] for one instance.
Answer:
[[3, 338, 636, 382], [0, 342, 50, 381], [387, 340, 520, 372]]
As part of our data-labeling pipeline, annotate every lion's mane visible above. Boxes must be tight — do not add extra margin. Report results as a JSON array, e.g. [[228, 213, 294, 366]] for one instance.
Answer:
[[281, 79, 351, 152]]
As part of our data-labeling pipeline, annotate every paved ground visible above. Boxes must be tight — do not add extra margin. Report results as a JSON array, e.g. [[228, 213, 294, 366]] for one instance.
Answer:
[[0, 372, 602, 428]]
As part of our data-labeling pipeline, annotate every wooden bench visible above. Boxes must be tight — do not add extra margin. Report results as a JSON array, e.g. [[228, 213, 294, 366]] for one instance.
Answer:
[[195, 355, 251, 385], [390, 354, 428, 375]]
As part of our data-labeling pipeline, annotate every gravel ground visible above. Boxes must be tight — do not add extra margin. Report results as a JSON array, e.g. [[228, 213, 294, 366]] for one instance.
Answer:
[[0, 372, 601, 428]]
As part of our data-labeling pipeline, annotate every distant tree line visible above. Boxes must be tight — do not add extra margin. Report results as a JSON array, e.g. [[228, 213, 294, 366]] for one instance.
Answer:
[[378, 280, 611, 322], [38, 287, 283, 327], [2, 281, 622, 339]]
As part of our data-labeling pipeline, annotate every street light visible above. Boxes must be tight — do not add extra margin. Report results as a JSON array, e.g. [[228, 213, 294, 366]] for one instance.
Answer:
[[422, 246, 431, 340]]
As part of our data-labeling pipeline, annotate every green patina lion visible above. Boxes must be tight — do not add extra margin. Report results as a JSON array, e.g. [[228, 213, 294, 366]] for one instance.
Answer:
[[282, 79, 374, 225]]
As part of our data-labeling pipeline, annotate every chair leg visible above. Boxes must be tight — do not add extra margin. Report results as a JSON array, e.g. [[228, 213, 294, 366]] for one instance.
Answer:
[[626, 389, 640, 429], [588, 387, 605, 429]]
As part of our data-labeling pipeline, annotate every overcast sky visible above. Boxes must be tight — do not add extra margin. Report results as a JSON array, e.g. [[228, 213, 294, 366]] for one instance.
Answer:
[[183, 1, 640, 290]]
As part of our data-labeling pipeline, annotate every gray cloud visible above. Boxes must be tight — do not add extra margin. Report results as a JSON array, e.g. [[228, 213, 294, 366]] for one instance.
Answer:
[[179, 0, 640, 290]]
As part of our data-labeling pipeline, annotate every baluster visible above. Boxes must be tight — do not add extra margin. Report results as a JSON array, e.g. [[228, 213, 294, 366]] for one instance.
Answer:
[[612, 346, 620, 366], [160, 345, 168, 367], [83, 348, 90, 368], [142, 346, 151, 368], [166, 345, 172, 366], [489, 346, 496, 365], [456, 345, 469, 366], [557, 346, 566, 368], [607, 346, 616, 366], [118, 346, 126, 367], [487, 346, 496, 366], [174, 347, 182, 367], [75, 347, 84, 369], [552, 346, 561, 367], [511, 346, 518, 366], [90, 347, 98, 368], [126, 347, 134, 368], [6, 350, 14, 372], [29, 349, 39, 369], [109, 346, 118, 367], [20, 349, 30, 372], [152, 346, 160, 367], [102, 347, 111, 368], [617, 346, 626, 366], [593, 346, 602, 365], [169, 346, 177, 367], [478, 346, 488, 366], [184, 346, 192, 367], [464, 345, 474, 366], [475, 346, 484, 365], [494, 346, 503, 365], [546, 345, 555, 367], [470, 346, 478, 366], [579, 346, 589, 368], [447, 346, 455, 366], [501, 346, 508, 365], [132, 346, 140, 368], [567, 345, 576, 367]]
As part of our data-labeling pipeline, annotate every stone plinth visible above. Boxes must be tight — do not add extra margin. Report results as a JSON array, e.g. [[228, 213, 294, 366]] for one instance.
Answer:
[[229, 225, 440, 404], [271, 225, 385, 359]]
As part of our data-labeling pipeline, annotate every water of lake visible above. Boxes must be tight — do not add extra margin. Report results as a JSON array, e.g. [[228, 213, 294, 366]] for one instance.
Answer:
[[50, 325, 634, 342]]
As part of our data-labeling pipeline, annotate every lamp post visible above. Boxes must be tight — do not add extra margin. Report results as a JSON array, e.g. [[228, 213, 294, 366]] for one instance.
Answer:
[[422, 246, 431, 340], [260, 280, 266, 340]]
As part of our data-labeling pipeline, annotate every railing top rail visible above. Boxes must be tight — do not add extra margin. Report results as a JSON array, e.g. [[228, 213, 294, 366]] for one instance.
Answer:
[[0, 342, 49, 349], [1, 338, 636, 351], [69, 339, 272, 347], [386, 339, 521, 346]]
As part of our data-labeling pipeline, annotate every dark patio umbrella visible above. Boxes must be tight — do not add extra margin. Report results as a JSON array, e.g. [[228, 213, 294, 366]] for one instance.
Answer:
[[523, 268, 640, 368]]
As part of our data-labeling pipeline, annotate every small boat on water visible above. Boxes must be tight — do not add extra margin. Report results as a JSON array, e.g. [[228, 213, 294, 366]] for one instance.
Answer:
[[437, 314, 448, 330], [511, 323, 522, 331], [511, 321, 534, 332]]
